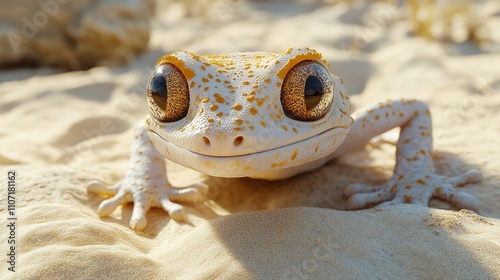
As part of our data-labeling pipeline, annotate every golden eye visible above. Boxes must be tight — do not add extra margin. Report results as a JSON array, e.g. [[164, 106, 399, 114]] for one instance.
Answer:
[[280, 60, 333, 121], [146, 63, 189, 122]]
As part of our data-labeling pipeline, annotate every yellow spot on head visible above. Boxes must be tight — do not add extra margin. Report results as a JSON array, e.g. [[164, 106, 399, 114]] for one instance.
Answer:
[[256, 98, 266, 106], [291, 149, 298, 160], [232, 103, 242, 111], [210, 104, 219, 111], [216, 112, 223, 117], [214, 93, 225, 103], [202, 77, 209, 83], [276, 51, 323, 80], [250, 107, 258, 115], [156, 54, 196, 80], [247, 95, 255, 102], [235, 119, 243, 125], [280, 125, 288, 131], [260, 120, 267, 127]]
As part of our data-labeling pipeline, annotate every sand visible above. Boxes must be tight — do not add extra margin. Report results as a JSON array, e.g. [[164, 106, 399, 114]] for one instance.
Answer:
[[1, 1, 499, 279]]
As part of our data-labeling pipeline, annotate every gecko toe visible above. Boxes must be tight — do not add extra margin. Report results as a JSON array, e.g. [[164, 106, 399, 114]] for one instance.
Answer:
[[130, 201, 149, 231], [97, 192, 128, 217], [346, 188, 393, 210], [434, 185, 479, 212], [160, 198, 187, 221], [449, 169, 483, 187], [169, 185, 207, 203], [87, 180, 120, 195], [344, 183, 384, 197], [376, 199, 401, 208]]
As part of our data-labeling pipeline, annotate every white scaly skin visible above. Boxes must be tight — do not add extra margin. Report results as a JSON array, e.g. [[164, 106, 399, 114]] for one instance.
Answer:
[[88, 48, 482, 231]]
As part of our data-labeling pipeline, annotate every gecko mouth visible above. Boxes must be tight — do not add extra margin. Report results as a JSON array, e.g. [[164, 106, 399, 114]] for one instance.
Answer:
[[147, 125, 348, 159], [146, 125, 349, 179]]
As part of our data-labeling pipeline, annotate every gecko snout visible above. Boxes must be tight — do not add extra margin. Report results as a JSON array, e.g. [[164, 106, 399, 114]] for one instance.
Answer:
[[233, 136, 244, 146], [202, 136, 211, 146], [200, 135, 245, 148]]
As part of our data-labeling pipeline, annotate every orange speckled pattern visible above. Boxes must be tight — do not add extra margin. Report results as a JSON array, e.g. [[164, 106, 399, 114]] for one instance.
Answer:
[[146, 48, 352, 179]]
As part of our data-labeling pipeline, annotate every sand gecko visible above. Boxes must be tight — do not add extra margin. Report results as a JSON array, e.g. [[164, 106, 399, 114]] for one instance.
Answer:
[[88, 48, 482, 230]]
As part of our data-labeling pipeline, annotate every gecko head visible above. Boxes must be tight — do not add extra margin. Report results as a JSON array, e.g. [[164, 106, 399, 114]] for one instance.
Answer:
[[144, 48, 352, 178]]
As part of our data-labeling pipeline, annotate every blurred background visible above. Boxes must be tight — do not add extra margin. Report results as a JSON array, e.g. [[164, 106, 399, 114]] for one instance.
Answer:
[[0, 0, 498, 70]]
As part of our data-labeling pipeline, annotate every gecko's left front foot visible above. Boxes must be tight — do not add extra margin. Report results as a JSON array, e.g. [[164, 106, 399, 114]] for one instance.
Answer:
[[344, 169, 483, 212]]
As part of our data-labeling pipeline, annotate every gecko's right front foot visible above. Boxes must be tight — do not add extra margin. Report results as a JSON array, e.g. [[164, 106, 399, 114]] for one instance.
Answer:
[[87, 177, 207, 231]]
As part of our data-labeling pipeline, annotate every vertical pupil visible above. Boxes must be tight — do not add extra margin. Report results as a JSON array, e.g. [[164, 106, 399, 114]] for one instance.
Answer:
[[304, 75, 323, 111], [149, 72, 167, 110]]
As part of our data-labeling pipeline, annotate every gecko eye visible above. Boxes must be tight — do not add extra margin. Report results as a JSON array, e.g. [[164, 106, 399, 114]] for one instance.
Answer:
[[280, 60, 333, 121], [146, 63, 189, 122]]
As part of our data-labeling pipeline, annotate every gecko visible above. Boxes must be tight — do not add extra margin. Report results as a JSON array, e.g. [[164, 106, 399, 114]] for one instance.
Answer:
[[88, 48, 483, 231]]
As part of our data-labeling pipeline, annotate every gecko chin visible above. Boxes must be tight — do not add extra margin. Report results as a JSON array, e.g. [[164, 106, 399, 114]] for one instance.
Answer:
[[147, 127, 349, 179]]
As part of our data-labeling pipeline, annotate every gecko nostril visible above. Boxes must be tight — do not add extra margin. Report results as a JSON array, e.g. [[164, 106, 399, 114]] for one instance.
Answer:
[[202, 136, 211, 146], [233, 136, 244, 146]]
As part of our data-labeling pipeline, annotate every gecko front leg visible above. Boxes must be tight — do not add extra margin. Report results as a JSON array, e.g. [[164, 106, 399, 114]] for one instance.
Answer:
[[335, 99, 482, 211], [87, 119, 207, 231]]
